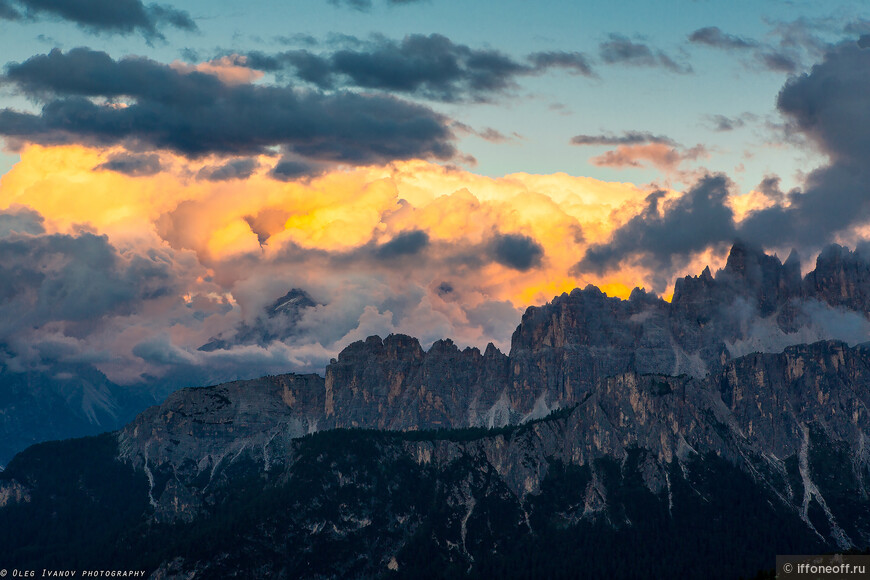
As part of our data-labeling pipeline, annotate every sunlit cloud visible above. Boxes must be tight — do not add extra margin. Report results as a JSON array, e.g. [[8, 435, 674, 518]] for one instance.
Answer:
[[0, 144, 667, 384]]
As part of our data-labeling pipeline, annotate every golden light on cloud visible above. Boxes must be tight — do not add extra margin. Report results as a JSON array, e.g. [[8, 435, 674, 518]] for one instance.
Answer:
[[0, 144, 762, 384], [169, 55, 265, 85], [0, 144, 677, 313]]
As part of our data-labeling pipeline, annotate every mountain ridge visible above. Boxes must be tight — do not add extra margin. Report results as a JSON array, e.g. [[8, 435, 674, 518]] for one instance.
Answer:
[[2, 241, 870, 578]]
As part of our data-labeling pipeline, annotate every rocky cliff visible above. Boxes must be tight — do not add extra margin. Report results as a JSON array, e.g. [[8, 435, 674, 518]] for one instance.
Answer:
[[126, 241, 870, 448], [2, 243, 870, 578]]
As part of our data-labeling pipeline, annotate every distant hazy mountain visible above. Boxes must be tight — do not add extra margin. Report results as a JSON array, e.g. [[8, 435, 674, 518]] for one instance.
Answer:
[[0, 288, 319, 467], [2, 243, 870, 578], [0, 361, 156, 467]]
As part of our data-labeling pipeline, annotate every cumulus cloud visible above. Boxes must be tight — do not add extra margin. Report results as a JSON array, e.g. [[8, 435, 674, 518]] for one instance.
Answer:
[[0, 205, 44, 237], [0, 148, 655, 385], [197, 158, 259, 182], [739, 42, 870, 248], [599, 34, 691, 73], [0, 228, 176, 335], [243, 34, 595, 102], [576, 175, 736, 290], [573, 42, 870, 286], [0, 0, 195, 38], [488, 233, 544, 271], [0, 48, 457, 168], [95, 152, 162, 176]]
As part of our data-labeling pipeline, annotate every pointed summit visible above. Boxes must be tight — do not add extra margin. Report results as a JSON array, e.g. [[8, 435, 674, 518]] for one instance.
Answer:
[[723, 240, 772, 278], [784, 248, 801, 269]]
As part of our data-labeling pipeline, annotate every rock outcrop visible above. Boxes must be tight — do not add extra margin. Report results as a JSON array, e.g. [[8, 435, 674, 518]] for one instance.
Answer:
[[3, 242, 870, 578]]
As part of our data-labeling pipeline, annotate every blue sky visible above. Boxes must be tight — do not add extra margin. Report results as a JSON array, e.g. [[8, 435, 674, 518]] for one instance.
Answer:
[[0, 0, 869, 384], [1, 0, 865, 190]]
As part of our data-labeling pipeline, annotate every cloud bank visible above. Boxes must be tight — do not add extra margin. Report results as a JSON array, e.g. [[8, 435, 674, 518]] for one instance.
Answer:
[[0, 48, 457, 170], [0, 0, 195, 38], [0, 147, 649, 386]]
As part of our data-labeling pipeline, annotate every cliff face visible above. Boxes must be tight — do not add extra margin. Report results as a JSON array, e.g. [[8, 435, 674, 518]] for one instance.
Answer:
[[2, 340, 866, 579], [2, 243, 870, 578], [2, 242, 868, 469], [102, 340, 870, 544]]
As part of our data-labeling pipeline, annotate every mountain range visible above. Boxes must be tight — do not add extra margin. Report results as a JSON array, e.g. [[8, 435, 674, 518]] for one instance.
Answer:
[[1, 242, 869, 578]]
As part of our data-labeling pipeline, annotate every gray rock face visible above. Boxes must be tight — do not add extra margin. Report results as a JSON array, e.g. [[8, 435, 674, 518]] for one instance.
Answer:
[[4, 243, 870, 578], [324, 335, 510, 430], [804, 244, 870, 313], [115, 243, 870, 485], [123, 242, 870, 471], [118, 373, 323, 522], [508, 241, 870, 416], [109, 340, 870, 553]]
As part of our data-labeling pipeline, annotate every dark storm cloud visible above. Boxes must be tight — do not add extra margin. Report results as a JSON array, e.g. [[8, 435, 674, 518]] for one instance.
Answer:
[[739, 42, 870, 248], [0, 48, 457, 165], [488, 233, 544, 271], [0, 227, 175, 334], [0, 206, 45, 237], [598, 34, 691, 73], [570, 131, 676, 146], [436, 282, 453, 296], [197, 158, 259, 181], [576, 175, 736, 287], [755, 175, 788, 202], [270, 159, 317, 181], [0, 0, 195, 38], [95, 152, 162, 176], [575, 43, 870, 284], [0, 0, 20, 19], [243, 34, 595, 102], [375, 230, 429, 259]]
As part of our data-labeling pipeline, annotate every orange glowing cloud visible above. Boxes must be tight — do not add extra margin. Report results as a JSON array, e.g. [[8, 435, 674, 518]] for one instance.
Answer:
[[590, 143, 708, 174], [0, 145, 676, 309], [169, 55, 264, 85], [1, 143, 755, 382]]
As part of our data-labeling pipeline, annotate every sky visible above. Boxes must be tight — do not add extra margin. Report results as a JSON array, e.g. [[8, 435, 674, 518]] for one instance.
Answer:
[[1, 0, 869, 387]]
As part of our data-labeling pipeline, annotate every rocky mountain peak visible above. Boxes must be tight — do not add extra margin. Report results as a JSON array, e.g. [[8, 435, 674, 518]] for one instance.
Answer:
[[805, 244, 870, 313], [266, 288, 317, 318], [199, 287, 320, 352], [5, 244, 870, 579]]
